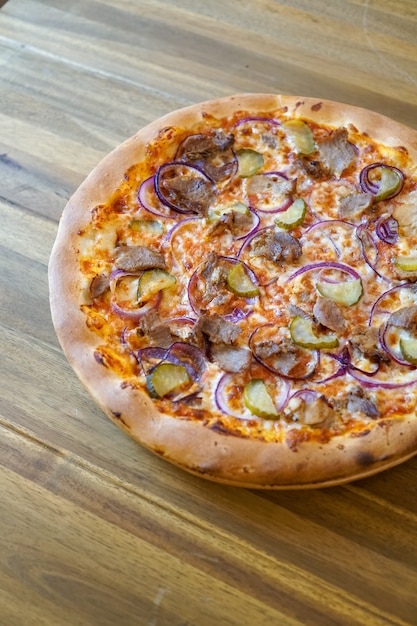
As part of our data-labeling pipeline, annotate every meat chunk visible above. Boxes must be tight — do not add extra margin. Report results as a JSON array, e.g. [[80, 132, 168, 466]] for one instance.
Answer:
[[251, 228, 302, 265], [137, 310, 173, 348], [252, 339, 312, 377], [349, 326, 389, 363], [192, 313, 241, 345], [211, 344, 251, 372], [346, 387, 380, 418], [318, 128, 356, 177], [158, 166, 215, 216], [199, 252, 230, 305], [387, 305, 417, 333], [295, 395, 335, 426], [176, 131, 236, 182], [115, 245, 166, 272], [339, 192, 373, 219], [313, 297, 346, 333], [90, 273, 110, 299], [295, 157, 329, 181]]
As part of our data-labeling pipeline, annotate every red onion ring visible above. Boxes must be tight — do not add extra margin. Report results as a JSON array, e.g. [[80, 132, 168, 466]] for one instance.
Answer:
[[233, 116, 281, 128], [233, 208, 261, 241], [360, 163, 404, 200], [286, 261, 360, 283], [348, 367, 417, 389], [110, 291, 162, 321], [375, 216, 399, 245], [214, 372, 290, 419], [368, 282, 417, 326], [246, 172, 293, 213], [138, 176, 177, 219]]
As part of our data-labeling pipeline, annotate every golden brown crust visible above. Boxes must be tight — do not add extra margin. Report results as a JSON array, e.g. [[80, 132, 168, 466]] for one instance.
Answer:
[[49, 94, 417, 488]]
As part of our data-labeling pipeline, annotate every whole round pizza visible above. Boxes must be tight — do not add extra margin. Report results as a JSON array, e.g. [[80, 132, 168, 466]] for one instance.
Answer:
[[49, 93, 417, 488]]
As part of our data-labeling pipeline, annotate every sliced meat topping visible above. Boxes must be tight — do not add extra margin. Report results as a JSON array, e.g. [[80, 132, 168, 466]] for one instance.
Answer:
[[313, 297, 346, 333], [199, 252, 230, 304], [387, 305, 417, 332], [90, 273, 110, 299], [115, 245, 166, 272], [318, 128, 356, 178], [192, 313, 241, 345], [294, 157, 329, 181], [295, 395, 335, 426], [346, 387, 380, 418], [251, 229, 302, 264], [211, 344, 252, 373], [252, 338, 316, 378], [349, 326, 389, 363], [339, 192, 373, 219], [176, 131, 236, 182], [137, 310, 173, 348], [157, 164, 216, 216]]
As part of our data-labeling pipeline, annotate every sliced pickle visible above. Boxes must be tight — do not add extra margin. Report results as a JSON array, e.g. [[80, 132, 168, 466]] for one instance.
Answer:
[[207, 201, 249, 223], [400, 337, 417, 365], [274, 198, 306, 230], [129, 219, 164, 234], [393, 256, 417, 272], [282, 119, 316, 155], [316, 278, 363, 306], [146, 362, 191, 398], [243, 378, 279, 419], [290, 316, 339, 350], [138, 268, 176, 301], [236, 149, 264, 177], [374, 167, 403, 202], [227, 263, 260, 297]]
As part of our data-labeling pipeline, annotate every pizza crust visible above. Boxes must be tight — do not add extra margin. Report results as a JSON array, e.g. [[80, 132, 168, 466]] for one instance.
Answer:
[[49, 94, 417, 488]]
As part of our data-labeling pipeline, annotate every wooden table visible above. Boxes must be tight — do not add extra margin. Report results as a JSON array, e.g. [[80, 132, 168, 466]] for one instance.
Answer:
[[1, 1, 417, 624]]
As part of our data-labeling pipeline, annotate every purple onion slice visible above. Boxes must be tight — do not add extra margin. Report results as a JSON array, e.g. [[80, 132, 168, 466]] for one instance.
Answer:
[[360, 163, 404, 202]]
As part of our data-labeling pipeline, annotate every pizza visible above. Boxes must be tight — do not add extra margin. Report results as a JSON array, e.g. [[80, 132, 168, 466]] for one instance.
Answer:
[[49, 93, 417, 488]]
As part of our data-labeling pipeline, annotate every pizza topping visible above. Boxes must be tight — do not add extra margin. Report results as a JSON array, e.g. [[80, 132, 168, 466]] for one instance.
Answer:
[[236, 148, 264, 177], [360, 163, 404, 202], [129, 219, 164, 235], [138, 269, 176, 302], [250, 325, 319, 378], [399, 337, 417, 365], [115, 245, 166, 272], [293, 393, 334, 425], [243, 379, 279, 419], [146, 362, 191, 398], [175, 131, 237, 183], [294, 157, 329, 180], [386, 305, 417, 332], [375, 216, 399, 244], [246, 172, 295, 213], [211, 344, 252, 373], [282, 119, 316, 155], [315, 276, 363, 306], [318, 128, 356, 177], [155, 162, 216, 215], [313, 297, 346, 333], [349, 326, 389, 364], [274, 197, 307, 230], [250, 228, 302, 264], [207, 202, 259, 239], [192, 312, 241, 345], [226, 262, 260, 297], [393, 256, 417, 273], [338, 192, 373, 219], [90, 273, 110, 299], [345, 387, 380, 418], [289, 315, 339, 350]]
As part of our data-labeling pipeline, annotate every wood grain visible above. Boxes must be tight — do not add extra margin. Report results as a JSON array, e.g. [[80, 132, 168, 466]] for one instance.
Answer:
[[1, 0, 417, 624]]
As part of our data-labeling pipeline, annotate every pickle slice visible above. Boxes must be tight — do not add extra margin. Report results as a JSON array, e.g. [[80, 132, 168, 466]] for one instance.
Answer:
[[282, 119, 316, 155], [274, 198, 306, 230], [138, 269, 176, 301], [146, 362, 191, 398], [129, 219, 164, 234], [290, 316, 339, 349], [227, 263, 259, 297], [316, 278, 363, 306], [374, 167, 403, 202], [243, 378, 279, 419], [400, 337, 417, 365], [393, 256, 417, 272], [207, 201, 249, 223], [236, 149, 264, 177]]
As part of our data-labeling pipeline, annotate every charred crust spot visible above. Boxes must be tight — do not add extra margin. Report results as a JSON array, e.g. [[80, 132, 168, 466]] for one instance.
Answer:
[[356, 451, 375, 466], [295, 100, 305, 109], [111, 410, 130, 428], [210, 421, 245, 437], [311, 102, 323, 111]]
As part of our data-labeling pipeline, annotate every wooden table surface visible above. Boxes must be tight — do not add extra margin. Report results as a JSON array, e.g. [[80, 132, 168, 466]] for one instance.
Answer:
[[1, 1, 417, 624]]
